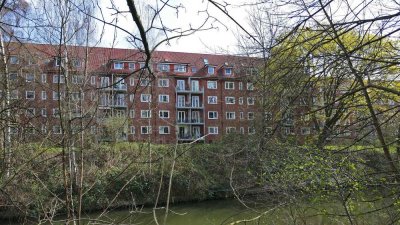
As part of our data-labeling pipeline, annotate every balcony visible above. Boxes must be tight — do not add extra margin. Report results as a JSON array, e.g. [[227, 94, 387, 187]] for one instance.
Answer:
[[101, 84, 127, 92], [177, 134, 204, 141], [176, 103, 204, 109], [111, 101, 127, 108], [176, 87, 204, 94], [176, 118, 204, 125]]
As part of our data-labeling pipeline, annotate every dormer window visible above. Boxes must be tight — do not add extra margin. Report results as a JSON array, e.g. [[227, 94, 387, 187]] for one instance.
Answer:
[[225, 68, 232, 75], [128, 62, 135, 70], [158, 63, 169, 72], [208, 66, 215, 75], [174, 64, 186, 73], [114, 61, 123, 70], [139, 63, 145, 69], [191, 66, 197, 73], [55, 57, 62, 67], [9, 56, 19, 64]]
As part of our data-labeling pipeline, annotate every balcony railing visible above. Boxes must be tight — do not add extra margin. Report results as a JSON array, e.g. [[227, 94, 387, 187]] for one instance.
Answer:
[[176, 118, 204, 124], [177, 134, 204, 141], [99, 101, 127, 108], [100, 84, 127, 91], [176, 103, 204, 109], [176, 87, 204, 93]]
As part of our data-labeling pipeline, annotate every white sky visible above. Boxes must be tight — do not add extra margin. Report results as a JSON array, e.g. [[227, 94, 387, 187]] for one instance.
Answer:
[[98, 0, 252, 54]]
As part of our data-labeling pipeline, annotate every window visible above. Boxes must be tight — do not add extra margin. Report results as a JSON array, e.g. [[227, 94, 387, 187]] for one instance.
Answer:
[[72, 59, 81, 67], [129, 94, 135, 102], [53, 75, 65, 83], [139, 63, 145, 69], [208, 66, 215, 74], [26, 108, 35, 117], [301, 127, 311, 135], [90, 76, 96, 85], [10, 90, 18, 99], [26, 74, 34, 82], [247, 82, 254, 90], [265, 112, 272, 121], [158, 79, 169, 87], [208, 127, 218, 134], [141, 110, 151, 118], [41, 74, 47, 83], [41, 125, 47, 133], [140, 78, 151, 86], [225, 81, 234, 90], [130, 126, 135, 134], [174, 64, 186, 72], [53, 125, 61, 134], [159, 126, 170, 134], [128, 62, 135, 70], [158, 63, 169, 72], [53, 91, 61, 100], [225, 97, 235, 104], [141, 94, 151, 102], [159, 94, 169, 103], [129, 78, 135, 86], [141, 126, 152, 134], [226, 127, 236, 134], [191, 66, 197, 73], [240, 127, 245, 134], [208, 111, 218, 119], [41, 108, 47, 117], [72, 75, 84, 84], [225, 68, 232, 75], [100, 77, 110, 87], [248, 127, 256, 134], [10, 127, 18, 134], [208, 96, 217, 104], [41, 91, 47, 100], [239, 82, 243, 90], [207, 81, 217, 89], [9, 56, 19, 64], [248, 112, 254, 120], [26, 91, 35, 100], [129, 109, 135, 118], [226, 112, 236, 119], [114, 61, 123, 69], [247, 97, 255, 105], [53, 108, 60, 117], [240, 112, 244, 120], [238, 97, 243, 105], [9, 73, 18, 80], [71, 92, 83, 101], [159, 110, 170, 118], [54, 57, 62, 66]]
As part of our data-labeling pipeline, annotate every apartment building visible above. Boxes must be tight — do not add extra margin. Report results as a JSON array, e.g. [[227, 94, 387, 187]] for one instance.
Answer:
[[2, 43, 260, 144]]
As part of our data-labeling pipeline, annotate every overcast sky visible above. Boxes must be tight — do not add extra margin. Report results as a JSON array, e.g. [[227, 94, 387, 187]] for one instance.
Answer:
[[98, 0, 252, 54]]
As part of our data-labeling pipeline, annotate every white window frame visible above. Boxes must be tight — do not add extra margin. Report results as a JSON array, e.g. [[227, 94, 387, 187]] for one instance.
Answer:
[[159, 110, 170, 118], [41, 74, 47, 83], [129, 78, 135, 86], [90, 76, 96, 85], [208, 66, 215, 74], [114, 61, 124, 70], [26, 108, 35, 117], [140, 78, 150, 86], [53, 91, 61, 100], [129, 94, 135, 102], [141, 94, 152, 102], [208, 96, 217, 104], [53, 125, 62, 134], [141, 110, 152, 118], [158, 63, 169, 72], [226, 127, 236, 134], [174, 64, 187, 73], [247, 82, 254, 90], [26, 74, 34, 82], [141, 126, 152, 134], [248, 127, 256, 134], [158, 94, 169, 103], [53, 108, 60, 117], [158, 79, 169, 87], [9, 56, 19, 64], [26, 91, 35, 100], [128, 62, 135, 70], [129, 109, 135, 118], [239, 82, 243, 90], [225, 68, 232, 75], [53, 75, 65, 84], [207, 81, 217, 89], [247, 97, 255, 105], [225, 96, 235, 104], [208, 111, 218, 119], [159, 126, 170, 134], [226, 112, 236, 120], [238, 97, 243, 105], [225, 81, 234, 90], [240, 112, 244, 120], [130, 126, 135, 134], [41, 108, 47, 117], [248, 112, 255, 120], [208, 127, 218, 134]]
